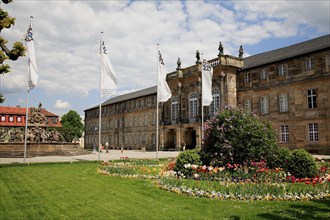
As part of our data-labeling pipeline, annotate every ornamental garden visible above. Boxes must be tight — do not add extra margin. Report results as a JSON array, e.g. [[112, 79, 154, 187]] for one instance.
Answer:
[[99, 107, 330, 201]]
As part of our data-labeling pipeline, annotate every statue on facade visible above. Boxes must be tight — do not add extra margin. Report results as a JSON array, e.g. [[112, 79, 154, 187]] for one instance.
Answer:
[[176, 57, 181, 70], [239, 45, 244, 58], [218, 42, 224, 56], [196, 50, 200, 63]]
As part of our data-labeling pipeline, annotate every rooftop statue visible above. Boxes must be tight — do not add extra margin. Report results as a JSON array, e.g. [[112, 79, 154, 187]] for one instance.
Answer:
[[196, 50, 200, 62], [218, 42, 224, 55], [239, 45, 244, 58], [177, 57, 181, 69]]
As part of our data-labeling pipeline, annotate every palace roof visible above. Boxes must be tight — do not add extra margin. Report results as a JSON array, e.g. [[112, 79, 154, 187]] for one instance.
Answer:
[[243, 34, 330, 70]]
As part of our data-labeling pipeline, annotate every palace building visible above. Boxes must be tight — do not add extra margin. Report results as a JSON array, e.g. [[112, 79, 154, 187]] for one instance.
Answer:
[[84, 35, 330, 154]]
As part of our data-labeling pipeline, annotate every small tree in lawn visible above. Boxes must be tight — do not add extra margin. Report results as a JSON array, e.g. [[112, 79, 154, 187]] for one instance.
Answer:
[[200, 106, 279, 166]]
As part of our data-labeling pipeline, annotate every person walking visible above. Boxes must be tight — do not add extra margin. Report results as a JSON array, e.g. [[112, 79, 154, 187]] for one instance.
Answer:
[[105, 142, 109, 153], [181, 140, 186, 151]]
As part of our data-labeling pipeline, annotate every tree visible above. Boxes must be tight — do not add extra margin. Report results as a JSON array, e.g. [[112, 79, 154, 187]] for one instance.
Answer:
[[0, 94, 4, 103], [1, 0, 26, 103], [200, 106, 279, 166], [60, 110, 84, 142]]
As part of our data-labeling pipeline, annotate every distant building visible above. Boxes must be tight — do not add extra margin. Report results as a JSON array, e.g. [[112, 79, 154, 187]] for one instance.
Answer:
[[84, 35, 330, 154], [0, 106, 61, 128], [0, 105, 62, 143]]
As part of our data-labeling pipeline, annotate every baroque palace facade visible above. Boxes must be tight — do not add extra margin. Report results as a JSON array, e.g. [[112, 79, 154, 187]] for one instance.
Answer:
[[85, 35, 330, 154]]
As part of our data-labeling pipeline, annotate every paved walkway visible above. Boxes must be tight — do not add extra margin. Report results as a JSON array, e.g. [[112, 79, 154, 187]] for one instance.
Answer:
[[1, 150, 328, 164], [0, 150, 180, 164]]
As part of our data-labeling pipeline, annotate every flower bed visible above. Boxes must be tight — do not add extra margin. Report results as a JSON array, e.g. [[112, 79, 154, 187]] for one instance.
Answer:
[[98, 159, 330, 201], [98, 159, 165, 179]]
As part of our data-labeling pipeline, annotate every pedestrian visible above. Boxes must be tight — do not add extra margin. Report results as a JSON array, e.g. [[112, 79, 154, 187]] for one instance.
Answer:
[[181, 140, 186, 151], [105, 142, 109, 153]]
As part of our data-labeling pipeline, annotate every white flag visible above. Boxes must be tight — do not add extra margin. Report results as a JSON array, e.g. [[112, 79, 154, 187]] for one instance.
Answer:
[[100, 41, 117, 98], [157, 50, 171, 102], [202, 59, 213, 106], [25, 25, 38, 91]]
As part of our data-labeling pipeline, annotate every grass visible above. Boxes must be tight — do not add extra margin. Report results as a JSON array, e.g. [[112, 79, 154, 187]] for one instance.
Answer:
[[0, 161, 329, 220]]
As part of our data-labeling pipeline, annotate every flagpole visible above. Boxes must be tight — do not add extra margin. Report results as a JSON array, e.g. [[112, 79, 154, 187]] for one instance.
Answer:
[[23, 16, 33, 163], [23, 87, 29, 163], [98, 32, 104, 161], [201, 56, 204, 146], [156, 44, 159, 159]]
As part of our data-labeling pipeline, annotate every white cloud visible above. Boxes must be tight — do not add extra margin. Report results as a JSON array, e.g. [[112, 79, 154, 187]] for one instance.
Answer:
[[1, 0, 329, 115], [54, 99, 70, 109]]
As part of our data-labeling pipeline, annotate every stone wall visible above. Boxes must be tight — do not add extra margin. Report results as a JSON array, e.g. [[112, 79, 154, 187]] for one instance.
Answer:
[[0, 143, 80, 158]]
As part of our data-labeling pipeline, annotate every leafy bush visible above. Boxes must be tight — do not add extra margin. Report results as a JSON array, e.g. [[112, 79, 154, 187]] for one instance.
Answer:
[[174, 149, 202, 177], [267, 147, 291, 170], [287, 149, 317, 178], [201, 107, 278, 166]]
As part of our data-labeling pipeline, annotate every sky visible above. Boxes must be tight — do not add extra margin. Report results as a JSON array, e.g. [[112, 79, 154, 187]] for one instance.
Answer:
[[1, 0, 329, 119]]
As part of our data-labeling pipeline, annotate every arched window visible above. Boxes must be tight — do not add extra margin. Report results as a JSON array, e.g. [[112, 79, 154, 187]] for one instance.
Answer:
[[171, 96, 179, 123], [189, 93, 198, 122], [210, 88, 220, 116]]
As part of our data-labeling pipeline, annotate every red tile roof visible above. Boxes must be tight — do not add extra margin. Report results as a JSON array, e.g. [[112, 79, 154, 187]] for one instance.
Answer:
[[0, 106, 59, 117]]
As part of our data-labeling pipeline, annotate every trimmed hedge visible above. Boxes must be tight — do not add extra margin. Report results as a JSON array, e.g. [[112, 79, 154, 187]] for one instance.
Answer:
[[287, 149, 317, 178]]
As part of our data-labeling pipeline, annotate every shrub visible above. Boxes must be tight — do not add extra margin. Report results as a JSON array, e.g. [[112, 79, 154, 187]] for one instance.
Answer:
[[201, 107, 278, 166], [174, 149, 202, 177], [267, 147, 291, 170], [287, 149, 318, 178]]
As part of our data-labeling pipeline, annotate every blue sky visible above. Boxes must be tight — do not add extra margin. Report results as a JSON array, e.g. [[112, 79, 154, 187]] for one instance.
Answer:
[[1, 0, 329, 119]]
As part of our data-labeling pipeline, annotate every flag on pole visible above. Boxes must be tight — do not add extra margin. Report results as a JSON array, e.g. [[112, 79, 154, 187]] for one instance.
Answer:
[[100, 40, 117, 98], [157, 50, 171, 102], [202, 59, 213, 106], [25, 25, 38, 91]]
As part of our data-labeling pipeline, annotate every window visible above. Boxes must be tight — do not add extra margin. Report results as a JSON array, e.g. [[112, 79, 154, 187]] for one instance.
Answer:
[[260, 69, 267, 80], [152, 112, 156, 125], [307, 89, 317, 109], [1, 116, 5, 122], [189, 93, 198, 121], [140, 116, 143, 126], [244, 73, 251, 83], [280, 125, 289, 143], [171, 96, 179, 123], [260, 96, 269, 114], [210, 88, 220, 116], [17, 117, 22, 123], [308, 123, 319, 142], [245, 99, 252, 115], [279, 93, 288, 112], [278, 64, 286, 76], [9, 116, 14, 122], [134, 134, 137, 145], [305, 57, 314, 71], [152, 133, 156, 145]]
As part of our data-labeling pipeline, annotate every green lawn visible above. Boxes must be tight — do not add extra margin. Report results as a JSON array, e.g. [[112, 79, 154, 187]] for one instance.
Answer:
[[0, 162, 329, 220]]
